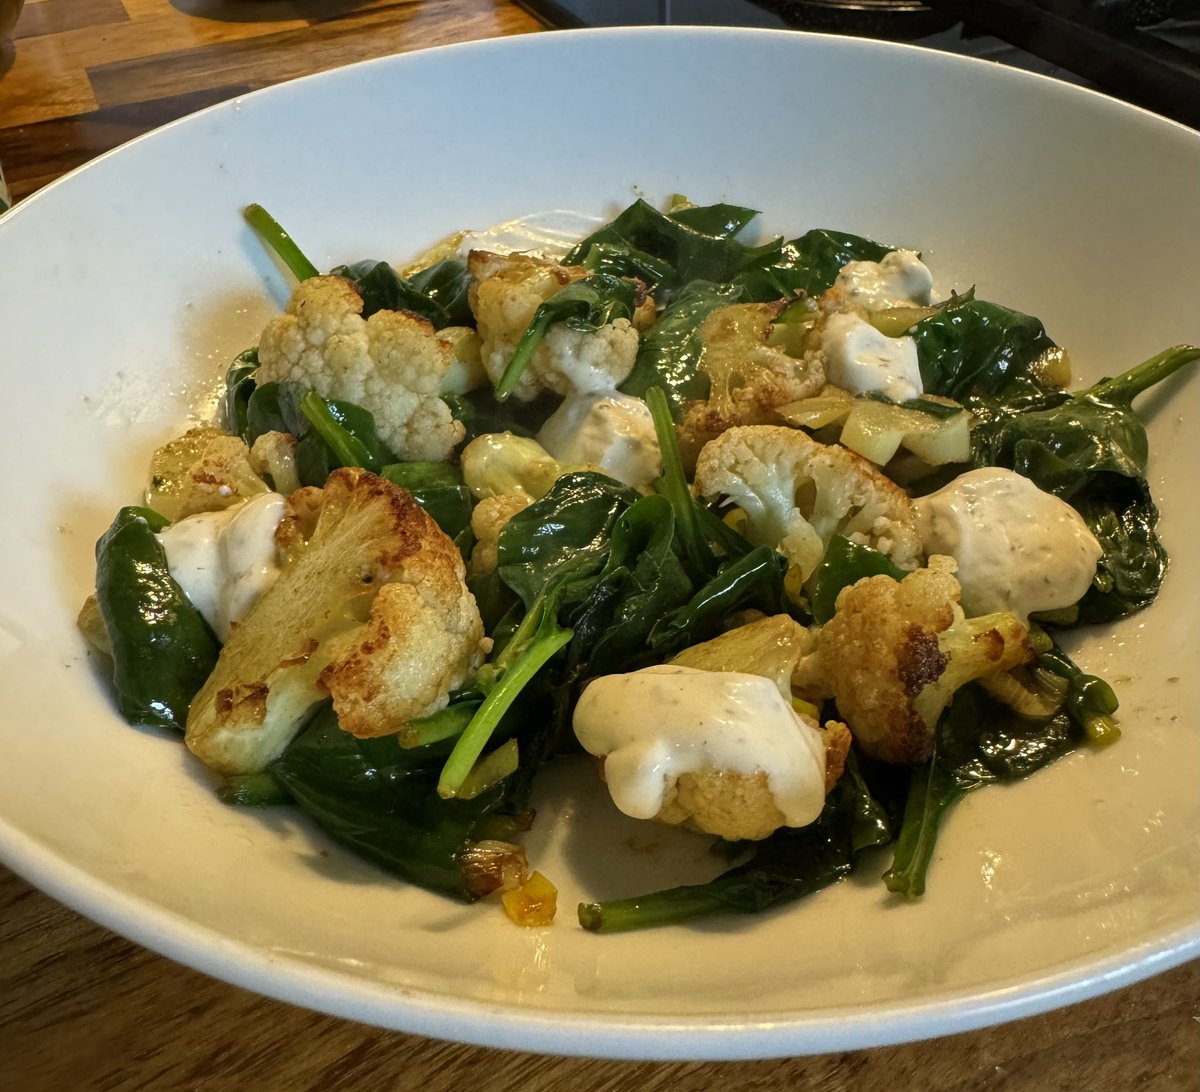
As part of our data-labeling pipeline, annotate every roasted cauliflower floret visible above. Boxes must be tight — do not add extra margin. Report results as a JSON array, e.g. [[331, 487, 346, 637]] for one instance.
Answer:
[[256, 275, 469, 461], [467, 250, 654, 402], [653, 714, 852, 841], [146, 427, 270, 522], [468, 492, 531, 576], [677, 301, 827, 464], [655, 768, 803, 843], [186, 468, 488, 776], [818, 557, 1033, 765], [574, 663, 838, 843], [693, 425, 923, 581]]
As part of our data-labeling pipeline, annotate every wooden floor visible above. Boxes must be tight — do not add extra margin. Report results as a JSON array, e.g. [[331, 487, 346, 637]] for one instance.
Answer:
[[0, 0, 543, 201]]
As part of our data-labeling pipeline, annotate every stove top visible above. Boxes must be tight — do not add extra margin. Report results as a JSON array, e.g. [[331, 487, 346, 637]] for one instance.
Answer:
[[516, 0, 1200, 127], [923, 1, 1200, 126]]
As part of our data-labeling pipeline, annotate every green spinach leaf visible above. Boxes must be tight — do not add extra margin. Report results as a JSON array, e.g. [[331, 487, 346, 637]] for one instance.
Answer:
[[93, 507, 220, 732]]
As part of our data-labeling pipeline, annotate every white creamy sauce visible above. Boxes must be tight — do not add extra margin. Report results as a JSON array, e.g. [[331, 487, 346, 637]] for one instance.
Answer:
[[537, 390, 662, 489], [915, 467, 1104, 620], [821, 311, 924, 402], [573, 664, 828, 829], [456, 209, 603, 261], [157, 492, 287, 642], [834, 250, 934, 310]]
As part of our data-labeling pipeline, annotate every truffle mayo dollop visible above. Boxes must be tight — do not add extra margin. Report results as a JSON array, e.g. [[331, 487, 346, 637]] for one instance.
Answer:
[[833, 250, 934, 310], [537, 390, 662, 489], [573, 664, 827, 829], [156, 491, 287, 642], [821, 311, 924, 402], [914, 467, 1103, 620]]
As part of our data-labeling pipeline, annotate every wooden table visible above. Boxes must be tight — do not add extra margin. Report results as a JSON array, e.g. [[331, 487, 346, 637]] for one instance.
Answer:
[[0, 3, 1197, 1088]]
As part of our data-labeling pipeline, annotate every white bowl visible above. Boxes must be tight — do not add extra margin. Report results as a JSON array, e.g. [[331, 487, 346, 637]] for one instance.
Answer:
[[0, 27, 1197, 1060]]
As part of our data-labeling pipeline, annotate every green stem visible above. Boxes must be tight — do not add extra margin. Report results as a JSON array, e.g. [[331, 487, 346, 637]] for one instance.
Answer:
[[1035, 645, 1121, 745], [456, 738, 520, 800], [494, 312, 553, 402], [437, 623, 573, 799], [1083, 344, 1200, 405], [882, 762, 970, 898], [244, 203, 320, 282], [645, 385, 714, 575], [299, 390, 376, 470], [578, 886, 731, 933], [396, 701, 480, 748], [1086, 713, 1122, 746]]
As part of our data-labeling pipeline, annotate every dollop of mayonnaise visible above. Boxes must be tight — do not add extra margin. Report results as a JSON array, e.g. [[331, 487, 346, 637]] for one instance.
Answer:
[[573, 664, 828, 829], [537, 390, 662, 489], [834, 250, 934, 310], [157, 491, 287, 642], [821, 311, 924, 402], [914, 467, 1103, 620]]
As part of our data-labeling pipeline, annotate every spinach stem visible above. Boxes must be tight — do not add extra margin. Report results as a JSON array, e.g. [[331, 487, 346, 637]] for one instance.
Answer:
[[244, 203, 320, 282], [216, 771, 292, 807], [456, 739, 520, 800], [882, 761, 968, 898], [437, 622, 573, 799], [494, 313, 552, 402], [645, 386, 715, 575], [299, 390, 376, 470], [397, 702, 480, 748], [1083, 344, 1200, 405], [578, 886, 729, 933]]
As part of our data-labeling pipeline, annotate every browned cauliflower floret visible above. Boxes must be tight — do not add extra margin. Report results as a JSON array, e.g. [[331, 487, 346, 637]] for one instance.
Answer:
[[186, 468, 488, 775], [146, 427, 270, 522], [667, 614, 844, 817], [468, 493, 531, 577], [467, 250, 654, 402], [256, 275, 472, 461], [677, 301, 827, 464], [649, 718, 851, 841], [574, 650, 839, 842], [817, 557, 1033, 765], [655, 768, 796, 842], [693, 424, 923, 581]]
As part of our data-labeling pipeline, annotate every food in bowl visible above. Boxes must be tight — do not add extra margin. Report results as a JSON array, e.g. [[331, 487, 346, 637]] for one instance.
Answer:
[[77, 195, 1198, 932]]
